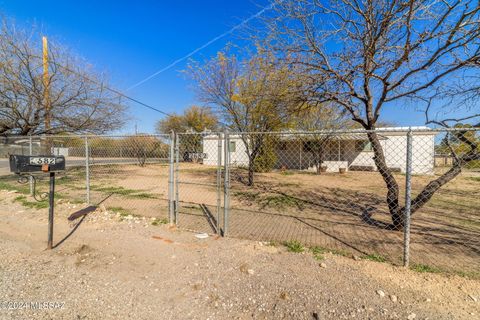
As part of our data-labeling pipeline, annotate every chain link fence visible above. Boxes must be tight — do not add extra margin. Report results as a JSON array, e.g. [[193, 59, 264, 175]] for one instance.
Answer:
[[0, 127, 478, 276], [0, 134, 172, 223]]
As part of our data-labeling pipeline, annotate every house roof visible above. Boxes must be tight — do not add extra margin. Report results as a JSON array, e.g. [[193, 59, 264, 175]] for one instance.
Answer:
[[203, 126, 436, 140]]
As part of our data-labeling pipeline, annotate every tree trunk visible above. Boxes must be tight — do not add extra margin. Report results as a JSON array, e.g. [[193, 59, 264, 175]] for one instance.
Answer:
[[367, 130, 477, 230], [315, 145, 324, 175], [315, 153, 321, 175], [247, 158, 255, 186], [411, 153, 480, 214], [366, 131, 403, 229]]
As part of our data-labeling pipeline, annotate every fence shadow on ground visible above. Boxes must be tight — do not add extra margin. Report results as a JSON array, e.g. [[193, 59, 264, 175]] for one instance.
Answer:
[[224, 170, 479, 273]]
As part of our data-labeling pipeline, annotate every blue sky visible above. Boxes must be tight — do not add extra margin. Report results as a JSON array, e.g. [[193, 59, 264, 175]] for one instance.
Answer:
[[1, 0, 271, 133], [1, 1, 441, 133]]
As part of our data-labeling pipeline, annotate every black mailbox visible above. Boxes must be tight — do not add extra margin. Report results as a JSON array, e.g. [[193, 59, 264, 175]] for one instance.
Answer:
[[9, 155, 66, 174]]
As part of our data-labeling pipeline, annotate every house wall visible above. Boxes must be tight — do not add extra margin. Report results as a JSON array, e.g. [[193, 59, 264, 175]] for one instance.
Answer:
[[347, 134, 435, 174], [276, 140, 349, 172], [341, 134, 435, 174], [203, 132, 436, 175], [202, 135, 249, 166], [410, 134, 436, 174]]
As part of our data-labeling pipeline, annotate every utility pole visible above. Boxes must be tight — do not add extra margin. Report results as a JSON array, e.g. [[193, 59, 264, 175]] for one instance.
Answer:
[[42, 36, 51, 132]]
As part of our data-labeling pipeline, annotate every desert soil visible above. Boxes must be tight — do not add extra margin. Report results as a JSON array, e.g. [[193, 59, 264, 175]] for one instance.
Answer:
[[0, 189, 479, 320], [71, 163, 479, 275]]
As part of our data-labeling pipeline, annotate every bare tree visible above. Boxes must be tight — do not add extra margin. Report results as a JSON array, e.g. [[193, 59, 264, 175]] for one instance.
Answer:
[[188, 50, 304, 185], [0, 19, 126, 136], [263, 0, 480, 229]]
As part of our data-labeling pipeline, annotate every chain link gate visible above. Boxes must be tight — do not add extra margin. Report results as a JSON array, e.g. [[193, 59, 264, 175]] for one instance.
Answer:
[[172, 132, 228, 235], [1, 128, 478, 276]]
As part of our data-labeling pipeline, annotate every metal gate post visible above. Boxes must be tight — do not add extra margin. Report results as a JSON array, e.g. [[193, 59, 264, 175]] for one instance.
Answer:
[[174, 133, 180, 224], [84, 136, 90, 204], [216, 132, 222, 233], [168, 131, 175, 225], [223, 130, 230, 236], [29, 136, 34, 195], [403, 128, 413, 267]]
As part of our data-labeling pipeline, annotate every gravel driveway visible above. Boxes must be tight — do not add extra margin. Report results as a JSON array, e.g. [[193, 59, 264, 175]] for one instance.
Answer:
[[0, 190, 478, 319]]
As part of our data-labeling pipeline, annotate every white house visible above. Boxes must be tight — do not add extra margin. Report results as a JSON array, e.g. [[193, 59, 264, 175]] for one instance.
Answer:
[[202, 127, 437, 175]]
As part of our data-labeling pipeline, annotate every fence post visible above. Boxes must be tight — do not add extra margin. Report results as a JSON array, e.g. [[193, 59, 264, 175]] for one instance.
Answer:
[[174, 133, 179, 224], [29, 135, 34, 195], [84, 136, 90, 205], [216, 132, 222, 233], [223, 130, 230, 236], [168, 131, 175, 225], [403, 128, 413, 267]]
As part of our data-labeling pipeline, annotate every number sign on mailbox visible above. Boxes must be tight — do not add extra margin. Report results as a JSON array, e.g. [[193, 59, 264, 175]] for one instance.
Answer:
[[9, 155, 65, 174]]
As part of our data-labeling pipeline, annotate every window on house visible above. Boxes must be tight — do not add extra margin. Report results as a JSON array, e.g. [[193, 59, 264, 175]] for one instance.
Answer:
[[229, 141, 236, 152], [355, 140, 373, 152]]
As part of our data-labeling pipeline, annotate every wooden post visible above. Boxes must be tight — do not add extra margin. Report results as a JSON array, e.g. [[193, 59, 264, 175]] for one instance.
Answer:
[[42, 36, 51, 132]]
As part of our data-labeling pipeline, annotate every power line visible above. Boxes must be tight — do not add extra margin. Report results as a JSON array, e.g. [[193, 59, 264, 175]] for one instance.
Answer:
[[126, 2, 276, 91], [5, 47, 173, 116], [46, 58, 172, 116]]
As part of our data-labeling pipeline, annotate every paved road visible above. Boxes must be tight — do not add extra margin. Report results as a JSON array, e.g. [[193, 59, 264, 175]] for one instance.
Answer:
[[0, 157, 167, 175]]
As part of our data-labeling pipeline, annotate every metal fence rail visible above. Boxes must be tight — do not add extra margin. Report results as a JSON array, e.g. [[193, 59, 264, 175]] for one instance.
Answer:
[[0, 127, 478, 276]]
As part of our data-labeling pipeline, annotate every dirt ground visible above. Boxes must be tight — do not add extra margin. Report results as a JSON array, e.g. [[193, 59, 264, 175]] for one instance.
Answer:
[[0, 189, 479, 320], [94, 163, 480, 275], [1, 162, 479, 277]]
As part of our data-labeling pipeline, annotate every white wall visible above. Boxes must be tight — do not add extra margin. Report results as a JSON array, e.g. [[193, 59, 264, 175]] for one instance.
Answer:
[[202, 135, 249, 166], [411, 134, 436, 174], [203, 132, 436, 175], [348, 133, 435, 174]]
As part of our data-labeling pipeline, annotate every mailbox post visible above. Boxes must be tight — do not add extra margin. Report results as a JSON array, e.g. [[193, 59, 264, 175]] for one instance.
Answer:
[[9, 155, 65, 249], [47, 171, 55, 249]]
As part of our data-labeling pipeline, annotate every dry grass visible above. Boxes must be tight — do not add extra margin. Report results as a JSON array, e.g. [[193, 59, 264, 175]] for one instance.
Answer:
[[1, 162, 478, 277]]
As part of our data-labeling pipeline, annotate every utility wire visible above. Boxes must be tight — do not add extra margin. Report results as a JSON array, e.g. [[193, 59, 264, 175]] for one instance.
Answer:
[[5, 47, 172, 115], [45, 58, 172, 116], [126, 2, 276, 91], [1, 46, 172, 116], [10, 2, 277, 118]]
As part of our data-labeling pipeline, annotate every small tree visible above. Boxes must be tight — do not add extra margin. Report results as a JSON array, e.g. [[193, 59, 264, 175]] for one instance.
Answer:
[[156, 105, 218, 159], [188, 50, 303, 185], [294, 103, 352, 174], [156, 105, 218, 134], [122, 135, 166, 167], [253, 135, 278, 173]]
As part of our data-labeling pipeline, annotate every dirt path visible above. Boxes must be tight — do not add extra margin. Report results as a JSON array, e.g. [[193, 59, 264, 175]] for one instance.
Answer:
[[0, 190, 478, 319]]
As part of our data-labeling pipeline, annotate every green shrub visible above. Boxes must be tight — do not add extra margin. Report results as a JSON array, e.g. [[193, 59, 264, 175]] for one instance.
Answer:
[[253, 137, 278, 173], [410, 263, 442, 273], [363, 253, 387, 262], [284, 240, 304, 253], [151, 218, 168, 226], [310, 246, 327, 260], [14, 195, 48, 209]]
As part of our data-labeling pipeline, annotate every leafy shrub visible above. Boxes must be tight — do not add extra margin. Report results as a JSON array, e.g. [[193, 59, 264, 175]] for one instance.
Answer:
[[284, 240, 304, 253], [253, 137, 278, 173]]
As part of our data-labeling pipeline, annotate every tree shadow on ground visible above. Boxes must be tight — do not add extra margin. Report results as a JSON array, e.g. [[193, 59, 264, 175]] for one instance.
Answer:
[[228, 169, 480, 254], [179, 167, 479, 264]]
